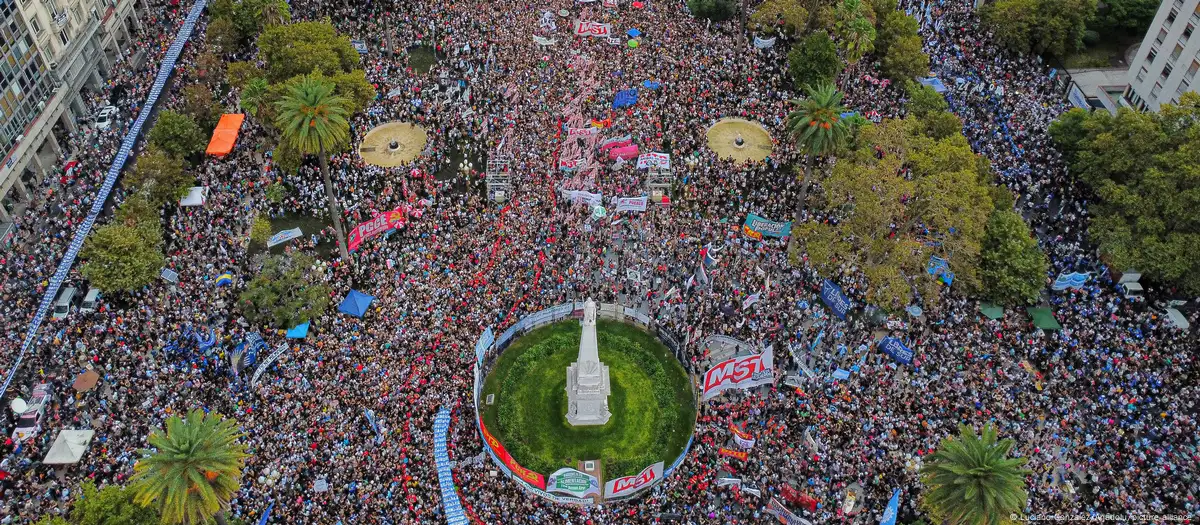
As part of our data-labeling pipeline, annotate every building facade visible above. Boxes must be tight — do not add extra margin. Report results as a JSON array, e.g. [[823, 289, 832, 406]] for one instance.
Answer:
[[0, 0, 145, 221], [1125, 0, 1200, 112]]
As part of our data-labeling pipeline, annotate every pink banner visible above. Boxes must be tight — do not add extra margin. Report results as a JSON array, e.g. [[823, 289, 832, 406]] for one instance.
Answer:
[[609, 144, 639, 160], [348, 206, 409, 252]]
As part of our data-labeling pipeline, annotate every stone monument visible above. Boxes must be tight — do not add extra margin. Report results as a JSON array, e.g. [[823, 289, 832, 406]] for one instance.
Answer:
[[566, 299, 612, 426]]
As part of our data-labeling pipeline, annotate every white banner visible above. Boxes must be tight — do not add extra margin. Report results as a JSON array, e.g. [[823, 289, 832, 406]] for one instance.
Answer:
[[636, 152, 670, 169], [753, 36, 776, 49], [614, 196, 648, 212], [250, 343, 290, 387], [604, 461, 664, 498], [563, 190, 604, 206], [603, 0, 618, 6], [701, 347, 775, 400], [267, 227, 303, 248], [533, 35, 557, 46], [716, 477, 742, 488], [547, 468, 602, 498], [574, 20, 612, 37]]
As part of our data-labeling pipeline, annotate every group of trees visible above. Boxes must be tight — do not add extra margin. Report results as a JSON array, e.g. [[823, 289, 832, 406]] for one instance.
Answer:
[[1049, 94, 1200, 295], [222, 19, 372, 259], [238, 252, 332, 328], [786, 82, 1045, 309], [37, 410, 249, 525], [980, 0, 1098, 57]]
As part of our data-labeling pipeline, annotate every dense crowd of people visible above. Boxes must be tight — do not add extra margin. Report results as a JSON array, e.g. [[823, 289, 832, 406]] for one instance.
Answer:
[[0, 0, 1197, 523]]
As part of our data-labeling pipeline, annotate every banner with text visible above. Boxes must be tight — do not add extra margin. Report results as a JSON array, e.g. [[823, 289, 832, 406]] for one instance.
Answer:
[[820, 279, 852, 320], [479, 416, 546, 489], [574, 20, 612, 37], [636, 152, 671, 169], [730, 424, 756, 449], [348, 206, 408, 252], [604, 461, 664, 498], [701, 347, 775, 400], [878, 337, 913, 365], [613, 196, 648, 212], [742, 213, 792, 240], [547, 467, 602, 498]]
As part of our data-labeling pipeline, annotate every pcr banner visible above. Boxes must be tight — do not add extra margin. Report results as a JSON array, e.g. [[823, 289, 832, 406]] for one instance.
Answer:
[[613, 196, 648, 212], [574, 20, 612, 37], [604, 461, 664, 498], [636, 152, 671, 169], [701, 347, 775, 400], [719, 448, 749, 461], [479, 417, 546, 489], [547, 467, 602, 498]]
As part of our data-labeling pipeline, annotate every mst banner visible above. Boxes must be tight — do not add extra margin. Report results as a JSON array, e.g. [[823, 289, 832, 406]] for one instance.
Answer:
[[479, 416, 546, 489], [547, 467, 601, 498], [604, 461, 665, 498], [701, 347, 775, 400]]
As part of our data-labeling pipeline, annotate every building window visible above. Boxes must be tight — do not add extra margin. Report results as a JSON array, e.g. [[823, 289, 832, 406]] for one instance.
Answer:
[[1148, 48, 1158, 63], [59, 28, 69, 46], [29, 16, 42, 36], [1152, 82, 1163, 98], [1164, 64, 1175, 79], [1167, 10, 1178, 26], [1157, 29, 1168, 46]]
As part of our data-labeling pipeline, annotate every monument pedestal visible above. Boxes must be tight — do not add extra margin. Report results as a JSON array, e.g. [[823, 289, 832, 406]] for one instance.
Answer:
[[566, 299, 612, 426]]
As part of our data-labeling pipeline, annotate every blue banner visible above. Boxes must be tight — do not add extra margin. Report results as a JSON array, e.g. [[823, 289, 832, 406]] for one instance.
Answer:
[[742, 213, 792, 239], [0, 0, 210, 399], [612, 88, 639, 109], [880, 488, 901, 525], [475, 326, 494, 366], [927, 255, 954, 286], [434, 407, 469, 525], [878, 337, 913, 365], [820, 279, 851, 320], [1052, 272, 1089, 291]]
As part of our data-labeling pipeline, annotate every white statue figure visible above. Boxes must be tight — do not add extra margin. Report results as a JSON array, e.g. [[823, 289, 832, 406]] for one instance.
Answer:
[[566, 299, 612, 425]]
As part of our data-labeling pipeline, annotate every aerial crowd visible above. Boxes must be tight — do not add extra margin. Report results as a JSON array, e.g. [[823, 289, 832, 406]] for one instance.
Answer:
[[0, 0, 1197, 523]]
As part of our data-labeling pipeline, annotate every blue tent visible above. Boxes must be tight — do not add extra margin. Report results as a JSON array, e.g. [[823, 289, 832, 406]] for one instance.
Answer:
[[286, 322, 310, 339], [338, 290, 375, 317]]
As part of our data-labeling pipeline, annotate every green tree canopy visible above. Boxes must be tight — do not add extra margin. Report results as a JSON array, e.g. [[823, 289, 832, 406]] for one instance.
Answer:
[[239, 253, 332, 327], [225, 62, 260, 90], [274, 75, 353, 259], [748, 0, 809, 35], [206, 16, 240, 55], [1090, 0, 1157, 35], [81, 220, 165, 293], [149, 111, 206, 160], [1048, 94, 1200, 293], [905, 80, 949, 118], [238, 77, 270, 118], [788, 31, 842, 91], [920, 423, 1030, 525], [130, 409, 249, 525], [257, 20, 360, 83], [834, 0, 876, 63], [981, 0, 1097, 57], [127, 147, 193, 205], [181, 84, 223, 133], [796, 115, 995, 308], [687, 0, 737, 21], [981, 207, 1048, 304], [877, 12, 929, 81], [34, 482, 160, 525]]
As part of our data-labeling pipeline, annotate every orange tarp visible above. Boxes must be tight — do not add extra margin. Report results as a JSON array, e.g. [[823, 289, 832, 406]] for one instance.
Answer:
[[205, 113, 245, 156]]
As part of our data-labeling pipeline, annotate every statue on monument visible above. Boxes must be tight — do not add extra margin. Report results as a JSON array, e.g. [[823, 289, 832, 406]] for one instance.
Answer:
[[566, 299, 612, 426]]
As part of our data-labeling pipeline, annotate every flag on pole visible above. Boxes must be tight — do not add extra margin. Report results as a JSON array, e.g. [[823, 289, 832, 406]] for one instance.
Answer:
[[258, 501, 274, 525], [879, 489, 901, 525]]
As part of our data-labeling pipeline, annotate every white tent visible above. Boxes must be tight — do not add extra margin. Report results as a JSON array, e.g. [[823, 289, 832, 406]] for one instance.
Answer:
[[179, 186, 208, 207], [42, 429, 95, 464], [1165, 308, 1191, 331]]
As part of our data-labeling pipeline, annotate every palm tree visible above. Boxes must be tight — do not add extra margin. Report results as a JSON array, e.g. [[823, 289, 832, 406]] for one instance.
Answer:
[[239, 77, 269, 118], [919, 423, 1030, 525], [784, 83, 850, 228], [258, 0, 289, 27], [275, 75, 353, 260], [130, 409, 249, 525]]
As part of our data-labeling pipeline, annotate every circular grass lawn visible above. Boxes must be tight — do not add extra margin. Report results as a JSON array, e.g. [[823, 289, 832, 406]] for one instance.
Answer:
[[481, 320, 696, 478]]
